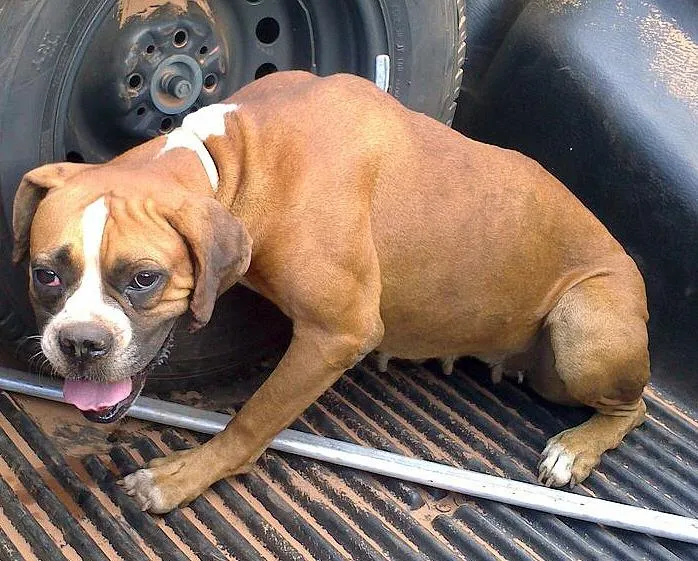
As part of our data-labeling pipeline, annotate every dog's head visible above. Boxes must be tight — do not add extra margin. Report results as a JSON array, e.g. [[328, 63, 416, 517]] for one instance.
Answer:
[[12, 162, 251, 422]]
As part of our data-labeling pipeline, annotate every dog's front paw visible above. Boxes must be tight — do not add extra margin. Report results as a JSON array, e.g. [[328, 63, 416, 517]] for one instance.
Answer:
[[119, 448, 210, 513], [120, 468, 170, 513], [537, 431, 599, 488]]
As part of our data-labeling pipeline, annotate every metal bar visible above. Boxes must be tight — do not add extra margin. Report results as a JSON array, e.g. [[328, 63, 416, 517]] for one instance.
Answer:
[[1, 366, 697, 544]]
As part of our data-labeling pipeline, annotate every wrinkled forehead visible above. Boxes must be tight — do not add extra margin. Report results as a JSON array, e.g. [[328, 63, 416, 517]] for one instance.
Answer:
[[28, 189, 104, 266], [28, 189, 187, 272], [101, 195, 189, 267]]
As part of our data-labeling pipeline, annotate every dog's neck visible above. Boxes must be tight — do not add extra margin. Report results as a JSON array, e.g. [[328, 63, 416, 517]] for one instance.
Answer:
[[159, 127, 219, 192]]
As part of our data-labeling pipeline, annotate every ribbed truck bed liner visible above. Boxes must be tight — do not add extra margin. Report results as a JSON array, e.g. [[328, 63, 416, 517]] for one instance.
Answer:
[[0, 360, 696, 560]]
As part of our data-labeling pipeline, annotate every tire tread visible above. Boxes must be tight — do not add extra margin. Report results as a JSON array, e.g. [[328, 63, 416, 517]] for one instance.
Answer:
[[443, 0, 467, 125]]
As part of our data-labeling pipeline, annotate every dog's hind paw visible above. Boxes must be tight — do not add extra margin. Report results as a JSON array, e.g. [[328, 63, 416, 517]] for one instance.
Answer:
[[537, 442, 576, 487], [537, 434, 599, 488]]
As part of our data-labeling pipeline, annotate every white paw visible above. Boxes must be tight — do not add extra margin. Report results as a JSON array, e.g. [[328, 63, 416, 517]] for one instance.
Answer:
[[538, 441, 576, 487], [120, 469, 167, 513]]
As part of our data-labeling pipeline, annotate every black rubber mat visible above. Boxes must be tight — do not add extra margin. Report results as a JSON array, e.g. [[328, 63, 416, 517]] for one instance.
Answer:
[[0, 359, 696, 560]]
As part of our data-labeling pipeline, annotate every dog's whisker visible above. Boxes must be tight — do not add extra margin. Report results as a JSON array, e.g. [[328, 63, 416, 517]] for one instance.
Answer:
[[27, 350, 46, 373], [38, 357, 55, 378], [16, 335, 42, 359]]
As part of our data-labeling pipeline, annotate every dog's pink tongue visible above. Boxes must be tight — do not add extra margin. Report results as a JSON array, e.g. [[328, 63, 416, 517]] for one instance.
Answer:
[[63, 378, 132, 411]]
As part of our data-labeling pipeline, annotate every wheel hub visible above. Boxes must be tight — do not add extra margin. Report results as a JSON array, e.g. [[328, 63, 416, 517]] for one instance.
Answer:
[[60, 2, 229, 157], [112, 6, 227, 137], [150, 54, 203, 115], [57, 0, 390, 163]]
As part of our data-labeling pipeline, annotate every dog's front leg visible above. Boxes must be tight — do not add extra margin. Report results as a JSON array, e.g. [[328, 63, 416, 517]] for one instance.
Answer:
[[121, 320, 383, 513]]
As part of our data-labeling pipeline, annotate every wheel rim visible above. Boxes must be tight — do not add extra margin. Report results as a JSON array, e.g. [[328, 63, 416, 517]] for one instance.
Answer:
[[47, 0, 390, 163]]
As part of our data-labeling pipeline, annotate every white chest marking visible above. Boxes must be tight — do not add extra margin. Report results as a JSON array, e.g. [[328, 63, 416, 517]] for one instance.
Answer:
[[182, 103, 240, 139], [161, 129, 220, 191], [159, 103, 240, 192]]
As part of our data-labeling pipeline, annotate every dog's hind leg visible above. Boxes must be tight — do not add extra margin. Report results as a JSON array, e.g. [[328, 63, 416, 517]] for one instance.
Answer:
[[533, 273, 650, 488]]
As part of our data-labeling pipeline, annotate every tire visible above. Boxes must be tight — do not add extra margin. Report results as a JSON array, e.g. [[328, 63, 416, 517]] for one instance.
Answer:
[[0, 0, 465, 371]]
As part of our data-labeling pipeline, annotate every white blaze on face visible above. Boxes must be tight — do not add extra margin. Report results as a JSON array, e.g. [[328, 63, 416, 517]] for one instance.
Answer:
[[41, 197, 133, 367], [158, 103, 240, 192]]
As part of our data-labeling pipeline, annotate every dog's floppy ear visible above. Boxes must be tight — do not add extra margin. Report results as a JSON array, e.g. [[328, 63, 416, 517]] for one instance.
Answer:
[[161, 195, 252, 332], [12, 163, 91, 263]]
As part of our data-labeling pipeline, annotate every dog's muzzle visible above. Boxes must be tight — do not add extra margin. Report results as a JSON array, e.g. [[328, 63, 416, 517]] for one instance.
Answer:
[[61, 327, 175, 423]]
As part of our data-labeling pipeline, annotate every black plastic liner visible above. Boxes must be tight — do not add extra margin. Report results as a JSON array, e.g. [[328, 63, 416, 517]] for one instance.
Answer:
[[454, 0, 698, 408]]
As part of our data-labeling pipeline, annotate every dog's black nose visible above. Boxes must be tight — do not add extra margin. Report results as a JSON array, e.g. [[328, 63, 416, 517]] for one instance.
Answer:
[[58, 324, 113, 360]]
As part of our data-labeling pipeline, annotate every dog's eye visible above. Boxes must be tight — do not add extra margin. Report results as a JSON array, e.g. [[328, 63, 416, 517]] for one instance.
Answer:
[[33, 268, 61, 287], [128, 272, 161, 290]]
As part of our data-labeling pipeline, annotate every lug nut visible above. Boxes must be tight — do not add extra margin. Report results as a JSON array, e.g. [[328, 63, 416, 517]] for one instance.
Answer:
[[162, 74, 193, 99], [172, 77, 192, 99]]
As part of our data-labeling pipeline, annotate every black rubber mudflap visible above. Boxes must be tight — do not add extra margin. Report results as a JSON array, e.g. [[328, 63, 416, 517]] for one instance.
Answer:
[[0, 360, 696, 560]]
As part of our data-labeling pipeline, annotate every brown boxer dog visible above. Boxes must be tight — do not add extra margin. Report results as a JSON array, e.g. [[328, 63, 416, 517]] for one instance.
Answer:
[[12, 71, 650, 513]]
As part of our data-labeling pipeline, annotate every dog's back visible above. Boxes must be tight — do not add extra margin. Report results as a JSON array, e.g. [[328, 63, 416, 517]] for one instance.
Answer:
[[230, 72, 643, 360], [224, 72, 646, 360]]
